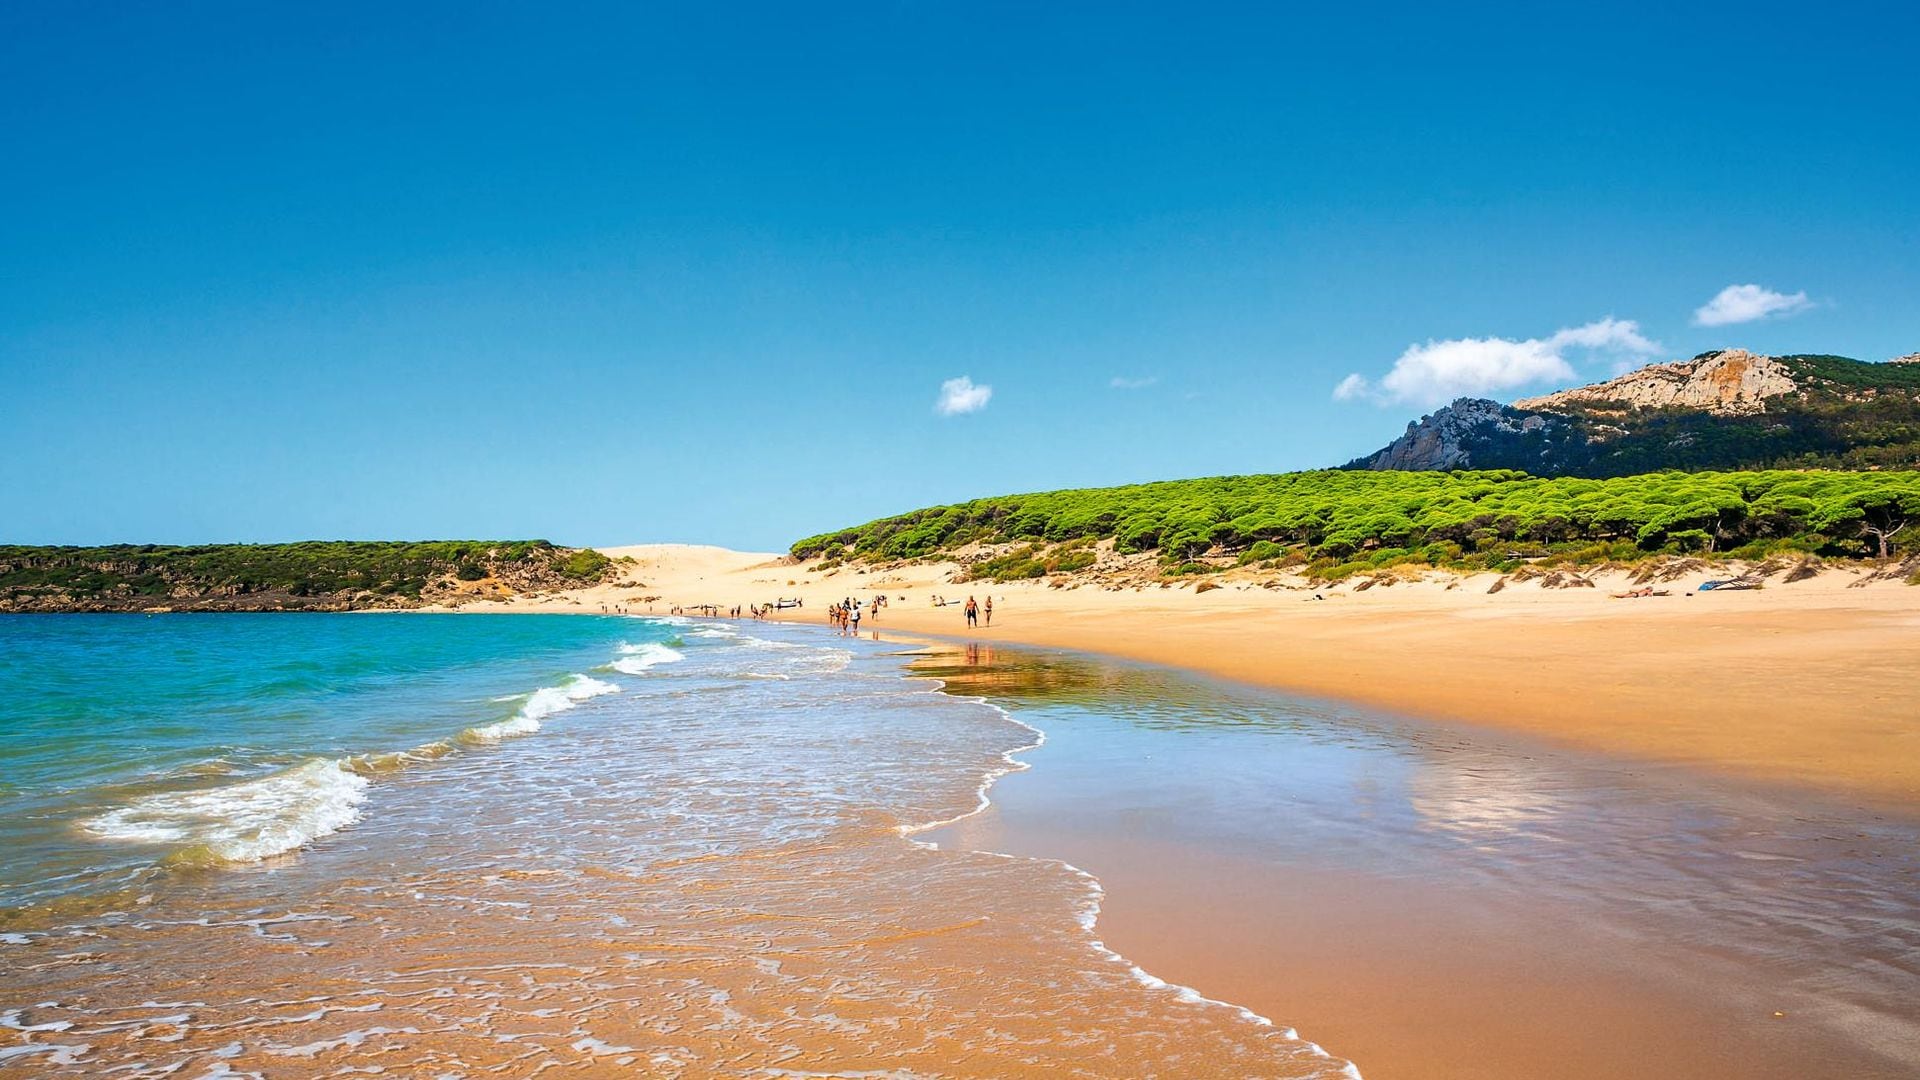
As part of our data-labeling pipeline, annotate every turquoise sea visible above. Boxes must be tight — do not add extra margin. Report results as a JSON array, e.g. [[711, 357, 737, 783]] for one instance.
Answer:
[[1, 612, 1365, 1077], [0, 614, 643, 910]]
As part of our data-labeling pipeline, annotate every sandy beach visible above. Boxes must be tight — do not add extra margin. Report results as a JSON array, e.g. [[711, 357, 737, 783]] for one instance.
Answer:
[[402, 545, 1920, 1078], [10, 561, 1918, 1078], [448, 543, 1920, 807]]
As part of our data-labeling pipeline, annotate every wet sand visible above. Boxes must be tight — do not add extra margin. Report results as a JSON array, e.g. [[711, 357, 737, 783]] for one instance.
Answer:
[[919, 646, 1920, 1080], [994, 835, 1824, 1080]]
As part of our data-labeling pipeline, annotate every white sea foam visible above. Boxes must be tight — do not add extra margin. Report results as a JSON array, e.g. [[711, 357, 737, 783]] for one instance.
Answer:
[[463, 675, 620, 742], [267, 1026, 420, 1058], [731, 635, 852, 677], [0, 1009, 74, 1033], [611, 643, 685, 674], [1062, 859, 1360, 1076], [900, 697, 1044, 841], [0, 1043, 93, 1067], [79, 658, 629, 870], [80, 759, 370, 864]]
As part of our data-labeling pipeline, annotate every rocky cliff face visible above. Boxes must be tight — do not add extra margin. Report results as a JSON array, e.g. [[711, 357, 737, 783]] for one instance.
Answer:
[[1352, 398, 1567, 471], [1513, 349, 1796, 417]]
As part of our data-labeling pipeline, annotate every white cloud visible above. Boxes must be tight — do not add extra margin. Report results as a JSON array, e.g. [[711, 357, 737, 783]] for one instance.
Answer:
[[1545, 316, 1659, 353], [1692, 283, 1811, 327], [1109, 375, 1158, 390], [1333, 318, 1662, 408], [935, 375, 992, 416], [1331, 373, 1370, 401]]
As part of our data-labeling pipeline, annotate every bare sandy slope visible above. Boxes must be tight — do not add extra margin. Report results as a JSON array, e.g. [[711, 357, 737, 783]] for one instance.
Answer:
[[436, 544, 1920, 805]]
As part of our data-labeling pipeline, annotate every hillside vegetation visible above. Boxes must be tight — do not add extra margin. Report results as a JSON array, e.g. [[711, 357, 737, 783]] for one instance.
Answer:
[[792, 469, 1920, 580], [0, 541, 614, 612]]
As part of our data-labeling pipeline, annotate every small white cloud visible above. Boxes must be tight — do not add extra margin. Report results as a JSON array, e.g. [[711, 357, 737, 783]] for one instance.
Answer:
[[1336, 318, 1662, 408], [1692, 283, 1811, 327], [1109, 375, 1158, 390], [1546, 316, 1659, 354], [935, 375, 992, 416], [1331, 373, 1371, 401]]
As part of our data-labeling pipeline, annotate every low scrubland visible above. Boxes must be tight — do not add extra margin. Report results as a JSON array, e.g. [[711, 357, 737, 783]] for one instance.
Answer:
[[0, 541, 615, 610]]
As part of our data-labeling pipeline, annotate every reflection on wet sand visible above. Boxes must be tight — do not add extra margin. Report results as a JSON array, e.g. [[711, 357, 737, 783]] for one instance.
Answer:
[[918, 643, 1920, 1078], [1404, 768, 1564, 843]]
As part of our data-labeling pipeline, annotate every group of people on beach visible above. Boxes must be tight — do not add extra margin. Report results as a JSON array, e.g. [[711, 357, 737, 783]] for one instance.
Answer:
[[641, 589, 999, 635], [828, 595, 886, 636]]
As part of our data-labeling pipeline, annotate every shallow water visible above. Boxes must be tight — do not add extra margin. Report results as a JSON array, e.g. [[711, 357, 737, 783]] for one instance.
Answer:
[[8, 616, 1915, 1078], [922, 647, 1920, 1077], [0, 617, 1356, 1077]]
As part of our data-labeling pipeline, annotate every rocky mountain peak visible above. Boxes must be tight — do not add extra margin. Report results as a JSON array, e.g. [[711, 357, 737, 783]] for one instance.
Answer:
[[1352, 398, 1559, 471], [1513, 348, 1797, 417]]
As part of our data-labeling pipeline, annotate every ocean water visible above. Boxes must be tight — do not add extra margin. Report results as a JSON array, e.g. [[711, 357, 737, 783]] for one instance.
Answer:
[[0, 614, 637, 909], [0, 615, 1359, 1078]]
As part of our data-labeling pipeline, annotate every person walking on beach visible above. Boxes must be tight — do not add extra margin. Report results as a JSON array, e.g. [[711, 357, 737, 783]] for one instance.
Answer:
[[850, 601, 861, 634], [964, 596, 978, 628], [984, 596, 993, 626]]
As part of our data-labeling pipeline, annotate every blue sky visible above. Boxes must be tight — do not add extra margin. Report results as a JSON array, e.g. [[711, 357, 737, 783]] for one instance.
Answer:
[[4, 3, 1916, 551]]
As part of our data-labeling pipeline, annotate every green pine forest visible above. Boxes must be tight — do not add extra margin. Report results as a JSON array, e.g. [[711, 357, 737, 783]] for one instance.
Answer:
[[791, 469, 1920, 582]]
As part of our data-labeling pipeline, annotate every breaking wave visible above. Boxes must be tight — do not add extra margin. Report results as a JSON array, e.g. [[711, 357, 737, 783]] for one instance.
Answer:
[[82, 758, 371, 864], [460, 674, 621, 742], [611, 642, 685, 674], [80, 674, 624, 868]]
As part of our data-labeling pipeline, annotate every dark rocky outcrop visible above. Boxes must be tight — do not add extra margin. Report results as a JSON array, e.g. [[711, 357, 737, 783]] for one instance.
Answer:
[[1351, 398, 1573, 471]]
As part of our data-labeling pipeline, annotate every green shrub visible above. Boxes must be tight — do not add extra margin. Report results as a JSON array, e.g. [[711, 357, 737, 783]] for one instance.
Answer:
[[555, 548, 612, 579], [1050, 549, 1097, 573], [1238, 540, 1288, 565], [0, 539, 611, 605]]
